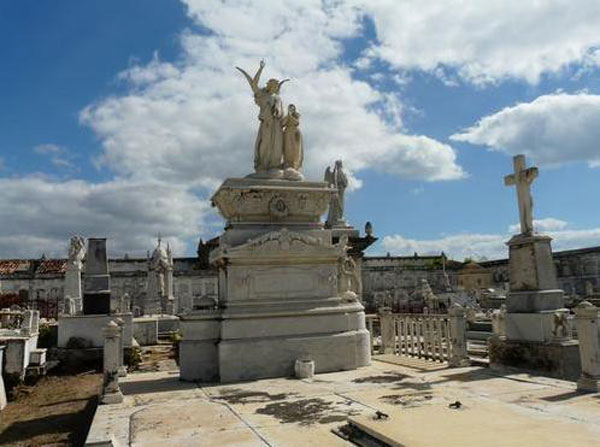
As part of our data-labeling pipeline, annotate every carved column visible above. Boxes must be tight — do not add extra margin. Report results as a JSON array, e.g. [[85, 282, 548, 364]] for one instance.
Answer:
[[575, 301, 600, 392], [379, 307, 395, 355], [30, 310, 40, 335], [114, 317, 127, 377], [491, 304, 507, 338], [448, 303, 470, 367], [101, 321, 124, 404]]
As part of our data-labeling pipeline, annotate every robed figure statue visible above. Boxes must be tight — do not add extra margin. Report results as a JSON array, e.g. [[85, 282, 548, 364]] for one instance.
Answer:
[[237, 61, 289, 176], [282, 104, 304, 180], [325, 159, 348, 227]]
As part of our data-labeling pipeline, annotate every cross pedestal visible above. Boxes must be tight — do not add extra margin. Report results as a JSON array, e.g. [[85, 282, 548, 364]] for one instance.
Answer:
[[489, 155, 580, 381]]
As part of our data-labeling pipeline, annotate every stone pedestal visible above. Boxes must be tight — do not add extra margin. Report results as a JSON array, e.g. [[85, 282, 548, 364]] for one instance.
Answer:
[[114, 317, 127, 377], [490, 233, 580, 379], [574, 301, 600, 392], [504, 234, 564, 343], [58, 313, 133, 348], [65, 264, 83, 314], [448, 303, 470, 367], [179, 311, 221, 382], [101, 321, 123, 405], [83, 238, 111, 315], [378, 307, 395, 355], [179, 177, 371, 383]]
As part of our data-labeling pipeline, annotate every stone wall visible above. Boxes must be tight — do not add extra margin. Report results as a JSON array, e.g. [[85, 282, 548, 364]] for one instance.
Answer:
[[481, 246, 600, 300], [360, 255, 461, 312], [2, 245, 600, 315]]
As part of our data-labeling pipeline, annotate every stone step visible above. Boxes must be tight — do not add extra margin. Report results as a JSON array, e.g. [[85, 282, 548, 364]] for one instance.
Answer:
[[467, 330, 492, 341]]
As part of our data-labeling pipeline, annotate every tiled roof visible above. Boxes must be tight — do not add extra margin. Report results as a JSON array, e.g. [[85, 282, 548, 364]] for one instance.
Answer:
[[0, 260, 30, 275], [37, 259, 67, 274]]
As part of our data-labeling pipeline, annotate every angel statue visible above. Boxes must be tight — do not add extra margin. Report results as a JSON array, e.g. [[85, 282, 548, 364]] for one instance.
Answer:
[[236, 60, 289, 176], [324, 159, 348, 227], [68, 235, 86, 269], [282, 104, 304, 180]]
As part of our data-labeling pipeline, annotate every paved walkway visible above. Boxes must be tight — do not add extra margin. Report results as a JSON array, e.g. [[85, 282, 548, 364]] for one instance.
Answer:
[[86, 356, 600, 446]]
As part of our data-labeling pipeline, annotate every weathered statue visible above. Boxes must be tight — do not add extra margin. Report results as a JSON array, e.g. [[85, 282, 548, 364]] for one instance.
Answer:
[[282, 104, 304, 180], [325, 160, 348, 227], [552, 310, 571, 339], [340, 256, 361, 301], [68, 236, 86, 269], [504, 155, 538, 235], [237, 61, 289, 176], [65, 235, 86, 314], [147, 238, 174, 314]]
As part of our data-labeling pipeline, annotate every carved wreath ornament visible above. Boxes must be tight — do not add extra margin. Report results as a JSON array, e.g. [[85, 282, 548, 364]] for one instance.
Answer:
[[268, 196, 289, 219]]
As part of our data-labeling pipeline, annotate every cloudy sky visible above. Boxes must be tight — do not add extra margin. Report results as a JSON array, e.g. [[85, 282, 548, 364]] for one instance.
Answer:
[[1, 0, 599, 260]]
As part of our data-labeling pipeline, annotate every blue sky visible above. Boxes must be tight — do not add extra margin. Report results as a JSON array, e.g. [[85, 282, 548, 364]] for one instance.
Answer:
[[2, 0, 600, 260]]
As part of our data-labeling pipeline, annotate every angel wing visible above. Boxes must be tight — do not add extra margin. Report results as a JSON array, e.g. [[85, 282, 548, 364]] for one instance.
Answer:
[[236, 62, 264, 95], [276, 78, 290, 93]]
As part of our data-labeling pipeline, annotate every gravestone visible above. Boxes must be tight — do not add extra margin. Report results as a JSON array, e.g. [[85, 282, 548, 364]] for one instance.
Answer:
[[83, 238, 111, 315], [489, 155, 580, 380], [179, 61, 371, 382], [64, 235, 86, 313]]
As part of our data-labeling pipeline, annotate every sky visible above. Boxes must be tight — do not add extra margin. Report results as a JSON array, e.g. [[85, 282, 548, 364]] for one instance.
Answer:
[[1, 0, 600, 261]]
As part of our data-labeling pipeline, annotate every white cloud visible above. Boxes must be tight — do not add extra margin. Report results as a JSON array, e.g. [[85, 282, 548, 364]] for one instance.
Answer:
[[34, 144, 64, 155], [382, 219, 600, 261], [382, 232, 507, 261], [34, 144, 78, 172], [508, 218, 568, 234], [450, 93, 600, 167], [360, 0, 600, 85], [80, 0, 464, 188], [0, 176, 210, 258]]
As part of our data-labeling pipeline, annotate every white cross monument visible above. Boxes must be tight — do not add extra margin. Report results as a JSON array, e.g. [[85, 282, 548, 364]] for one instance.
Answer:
[[504, 154, 538, 235]]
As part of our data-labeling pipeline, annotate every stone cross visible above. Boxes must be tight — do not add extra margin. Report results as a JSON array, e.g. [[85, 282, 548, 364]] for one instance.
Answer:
[[504, 155, 538, 235]]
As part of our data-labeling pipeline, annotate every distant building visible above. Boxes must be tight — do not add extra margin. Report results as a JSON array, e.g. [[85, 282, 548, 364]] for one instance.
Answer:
[[2, 244, 599, 317]]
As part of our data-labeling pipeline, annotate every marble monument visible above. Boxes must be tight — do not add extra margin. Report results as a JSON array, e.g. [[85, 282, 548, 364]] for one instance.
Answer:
[[179, 61, 371, 382], [64, 235, 86, 314], [83, 238, 111, 315], [489, 155, 580, 379], [146, 237, 175, 314]]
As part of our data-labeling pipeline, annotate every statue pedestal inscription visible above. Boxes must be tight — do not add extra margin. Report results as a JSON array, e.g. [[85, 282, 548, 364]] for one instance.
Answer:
[[179, 177, 371, 382]]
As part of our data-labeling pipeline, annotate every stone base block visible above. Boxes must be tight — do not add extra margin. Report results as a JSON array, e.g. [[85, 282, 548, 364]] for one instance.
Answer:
[[101, 389, 124, 405], [58, 313, 133, 348], [83, 292, 111, 315], [507, 234, 558, 291], [30, 348, 47, 366], [505, 311, 557, 342], [218, 329, 371, 383], [179, 340, 219, 382], [577, 375, 600, 392], [506, 290, 564, 313], [179, 312, 221, 382], [133, 318, 159, 346], [489, 336, 581, 381]]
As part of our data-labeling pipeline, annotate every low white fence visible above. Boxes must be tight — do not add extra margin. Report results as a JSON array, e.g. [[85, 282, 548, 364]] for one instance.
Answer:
[[393, 314, 453, 362], [367, 305, 469, 367]]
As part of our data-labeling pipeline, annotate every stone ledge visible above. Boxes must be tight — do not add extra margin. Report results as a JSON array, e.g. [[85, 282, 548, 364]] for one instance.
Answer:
[[488, 336, 581, 381]]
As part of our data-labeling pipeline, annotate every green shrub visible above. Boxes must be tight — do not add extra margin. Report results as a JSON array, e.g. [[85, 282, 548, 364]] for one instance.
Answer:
[[125, 346, 143, 370]]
